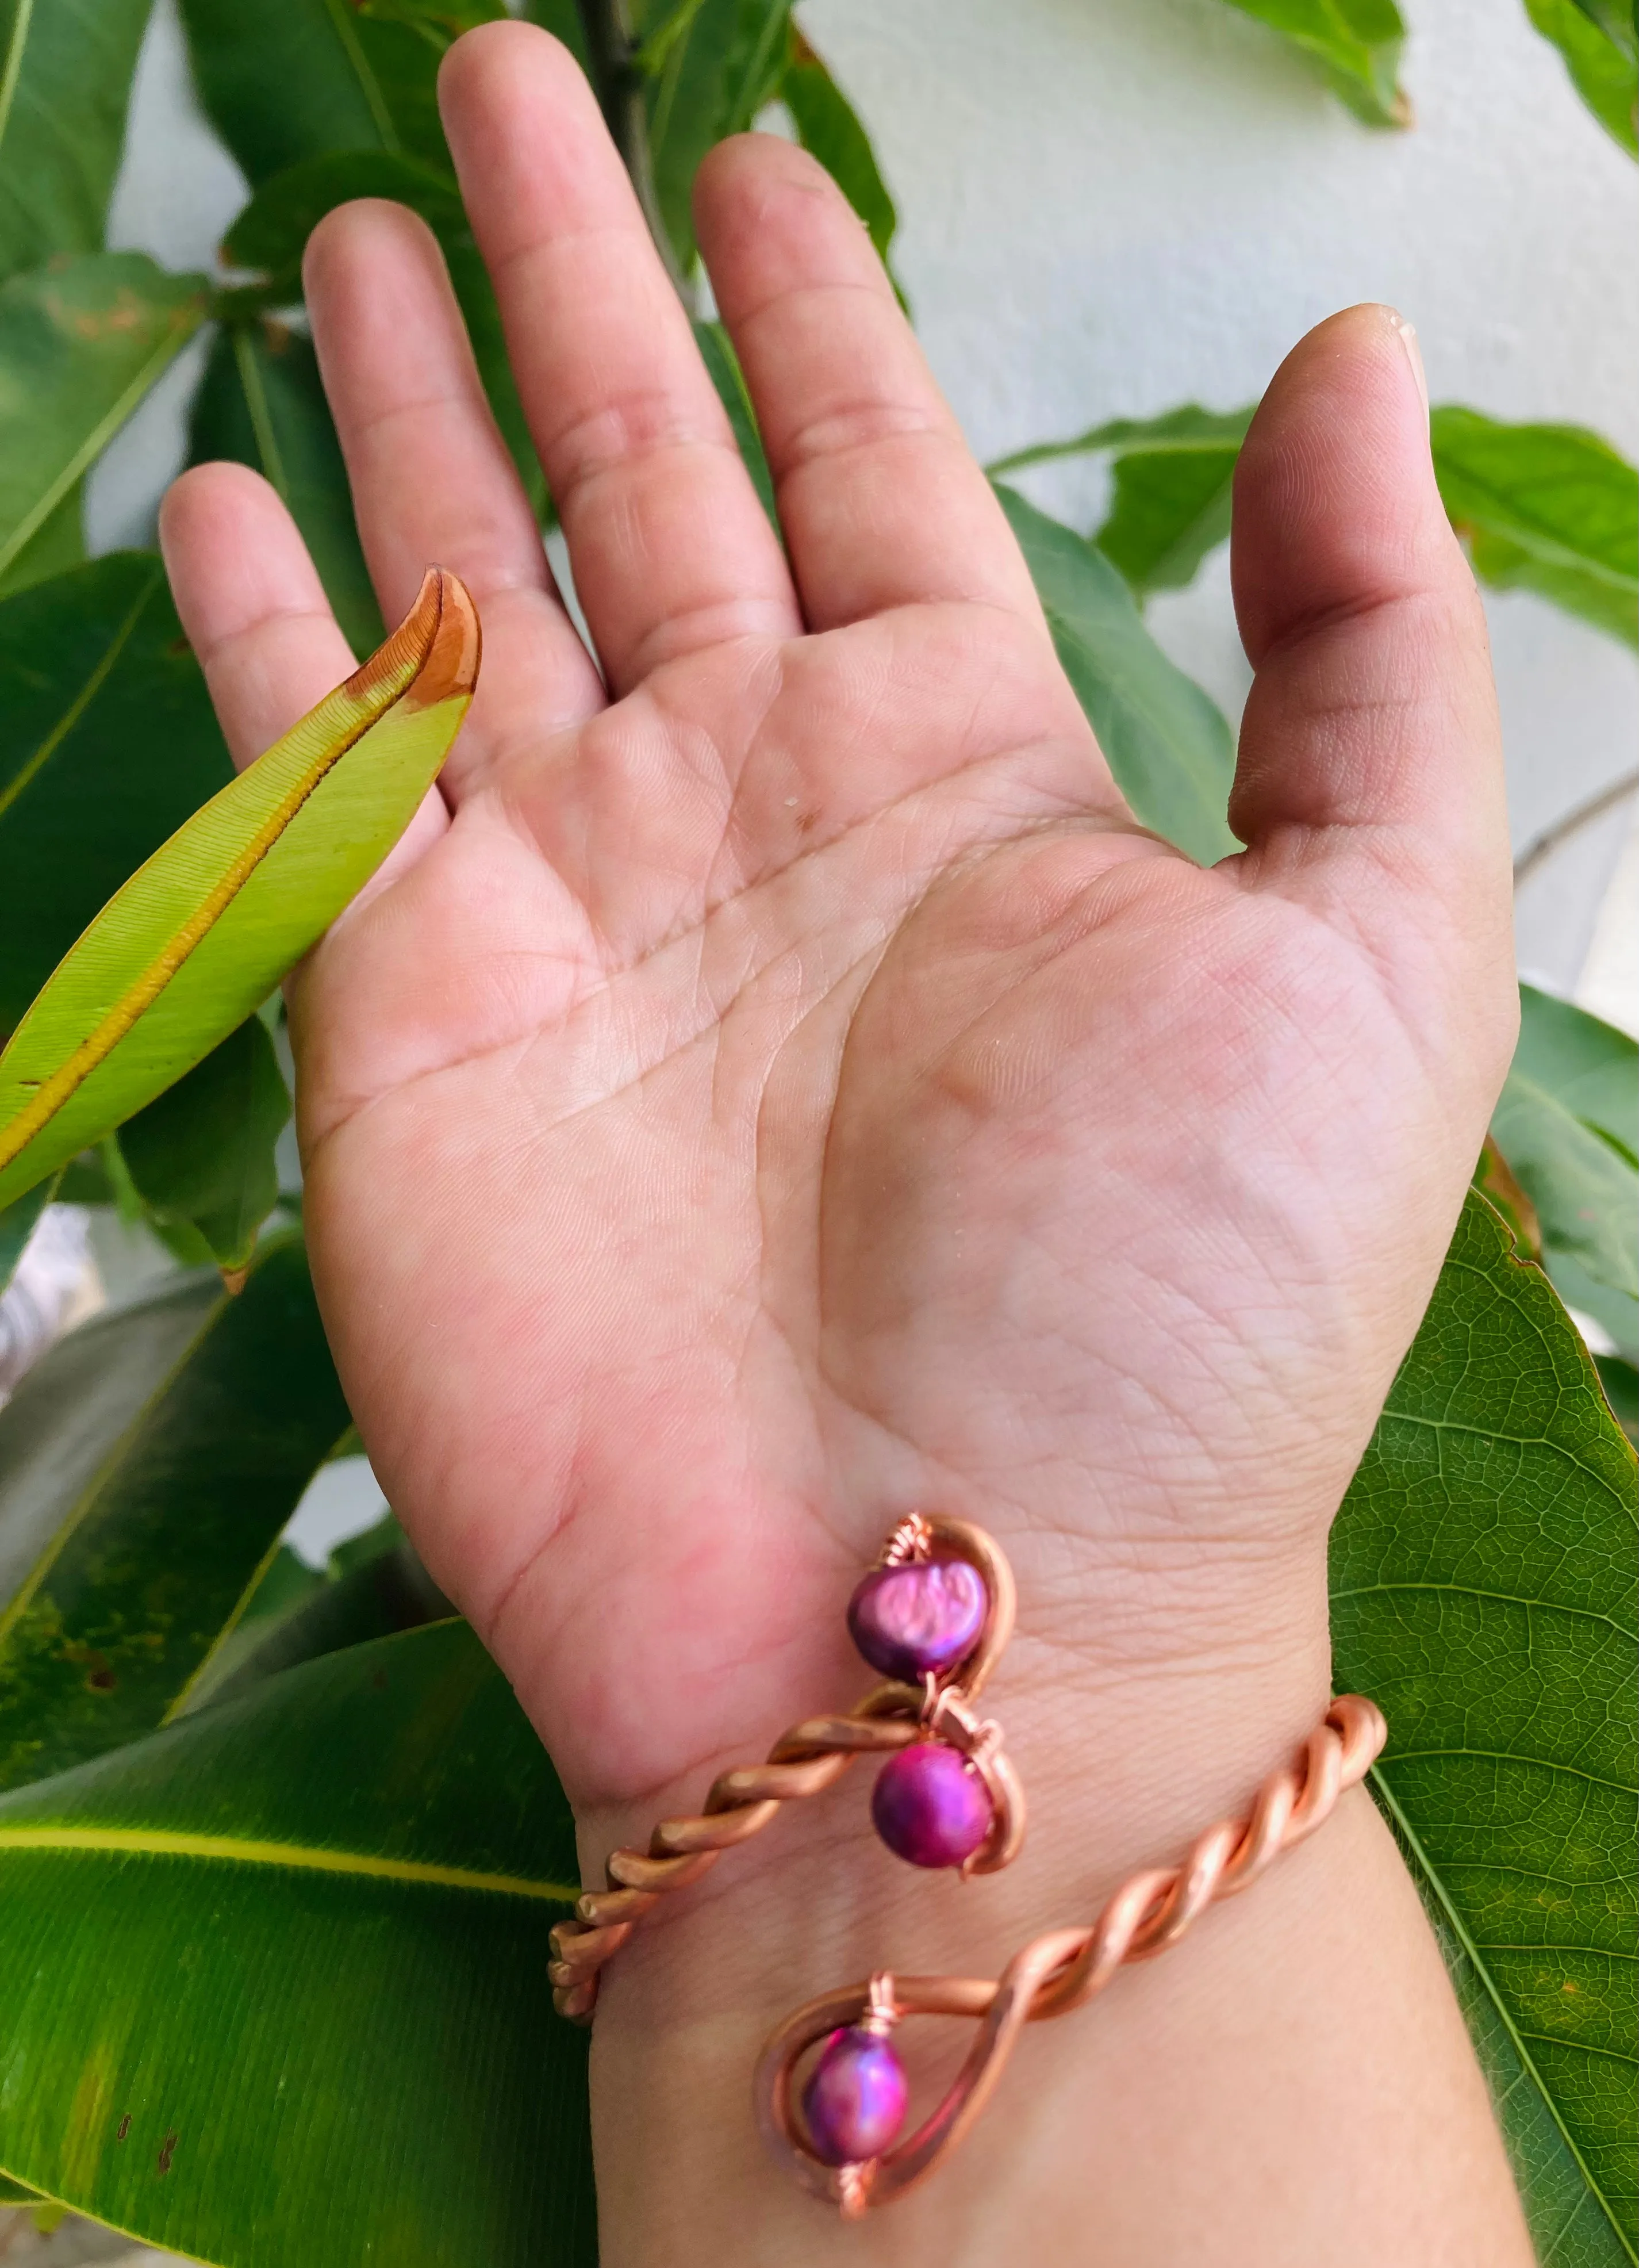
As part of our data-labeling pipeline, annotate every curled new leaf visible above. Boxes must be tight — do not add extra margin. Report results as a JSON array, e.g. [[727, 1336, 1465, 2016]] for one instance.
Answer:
[[0, 570, 480, 1211]]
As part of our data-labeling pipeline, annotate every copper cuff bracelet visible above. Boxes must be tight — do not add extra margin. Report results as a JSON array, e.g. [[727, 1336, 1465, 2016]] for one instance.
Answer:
[[549, 1513, 1026, 2022]]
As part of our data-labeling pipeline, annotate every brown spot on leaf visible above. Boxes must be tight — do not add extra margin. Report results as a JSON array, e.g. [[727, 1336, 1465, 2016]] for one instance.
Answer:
[[157, 2133, 176, 2174], [115, 2116, 131, 2142], [167, 635, 192, 659]]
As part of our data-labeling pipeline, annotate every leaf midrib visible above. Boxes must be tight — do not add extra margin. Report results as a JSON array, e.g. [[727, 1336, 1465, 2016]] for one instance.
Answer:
[[1383, 1748, 1633, 1794], [0, 679, 395, 1178], [0, 307, 202, 581], [1372, 1764, 1638, 2262], [1331, 1579, 1634, 1639], [0, 564, 158, 826], [0, 1272, 233, 1653], [0, 1823, 578, 1903], [0, 0, 35, 178], [318, 0, 401, 152]]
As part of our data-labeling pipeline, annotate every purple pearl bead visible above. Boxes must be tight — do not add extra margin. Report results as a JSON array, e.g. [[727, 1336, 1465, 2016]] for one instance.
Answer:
[[801, 2025, 909, 2166], [847, 1556, 987, 1683], [872, 1741, 995, 1869]]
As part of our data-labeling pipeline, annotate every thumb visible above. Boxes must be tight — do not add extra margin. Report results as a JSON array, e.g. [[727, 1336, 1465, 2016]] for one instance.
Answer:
[[1228, 304, 1511, 946]]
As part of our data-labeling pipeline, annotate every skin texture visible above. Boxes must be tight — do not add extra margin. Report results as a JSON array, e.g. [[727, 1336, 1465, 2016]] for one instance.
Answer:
[[160, 24, 1536, 2264]]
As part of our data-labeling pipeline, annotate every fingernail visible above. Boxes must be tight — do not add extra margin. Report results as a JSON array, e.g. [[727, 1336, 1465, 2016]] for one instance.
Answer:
[[1387, 310, 1430, 427]]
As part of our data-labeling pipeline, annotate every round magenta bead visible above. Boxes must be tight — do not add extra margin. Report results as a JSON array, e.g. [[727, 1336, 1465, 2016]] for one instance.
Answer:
[[847, 1556, 987, 1683], [801, 2025, 909, 2166], [871, 1741, 995, 1869]]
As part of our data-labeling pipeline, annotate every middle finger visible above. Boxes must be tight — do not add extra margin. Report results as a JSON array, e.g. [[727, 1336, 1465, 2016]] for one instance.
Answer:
[[437, 22, 803, 694]]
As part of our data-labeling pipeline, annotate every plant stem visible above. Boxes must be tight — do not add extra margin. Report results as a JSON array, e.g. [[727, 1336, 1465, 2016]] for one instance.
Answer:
[[576, 0, 696, 309], [1513, 765, 1639, 888]]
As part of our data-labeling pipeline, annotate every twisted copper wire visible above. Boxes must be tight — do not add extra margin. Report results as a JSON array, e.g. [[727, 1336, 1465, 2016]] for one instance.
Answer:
[[549, 1516, 1022, 2021], [757, 1692, 1387, 2215]]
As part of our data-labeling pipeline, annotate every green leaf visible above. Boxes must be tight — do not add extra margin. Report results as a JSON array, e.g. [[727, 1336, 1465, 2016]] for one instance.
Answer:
[[117, 1016, 291, 1273], [1525, 0, 1638, 153], [1515, 984, 1638, 1164], [0, 481, 83, 600], [190, 320, 385, 658], [0, 1620, 595, 2267], [641, 0, 791, 272], [519, 0, 592, 73], [780, 27, 899, 272], [988, 407, 1254, 597], [1331, 1190, 1637, 2264], [223, 151, 544, 516], [0, 255, 206, 588], [0, 0, 153, 278], [176, 0, 489, 181], [693, 317, 776, 527], [1496, 1066, 1639, 1306], [0, 1230, 351, 1792], [187, 1520, 451, 1713], [1431, 408, 1638, 649], [1492, 1073, 1638, 1303], [0, 554, 232, 1041], [1215, 0, 1411, 126], [994, 482, 1238, 864], [1548, 1250, 1639, 1367], [0, 2173, 43, 2204], [1492, 987, 1639, 1323], [0, 569, 478, 1212], [0, 1171, 57, 1299], [1595, 1354, 1639, 1445]]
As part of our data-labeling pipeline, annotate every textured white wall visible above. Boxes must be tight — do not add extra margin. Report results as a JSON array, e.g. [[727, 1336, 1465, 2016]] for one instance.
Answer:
[[94, 0, 1639, 1017]]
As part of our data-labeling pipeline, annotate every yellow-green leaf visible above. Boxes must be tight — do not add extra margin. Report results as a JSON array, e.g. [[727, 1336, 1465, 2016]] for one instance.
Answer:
[[0, 570, 479, 1211]]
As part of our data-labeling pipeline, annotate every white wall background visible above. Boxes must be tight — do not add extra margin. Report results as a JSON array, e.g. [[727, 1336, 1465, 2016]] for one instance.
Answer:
[[94, 0, 1639, 1021]]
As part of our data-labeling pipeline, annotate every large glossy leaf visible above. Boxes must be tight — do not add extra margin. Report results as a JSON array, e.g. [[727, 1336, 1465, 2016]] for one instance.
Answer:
[[0, 1620, 594, 2268], [1331, 1191, 1637, 2263], [0, 256, 206, 588], [176, 0, 498, 182], [1431, 408, 1638, 649], [117, 1015, 291, 1272], [185, 1516, 450, 1713], [190, 321, 384, 658], [0, 0, 153, 278], [1215, 0, 1410, 125], [1515, 983, 1638, 1162], [0, 481, 83, 600], [1492, 1072, 1638, 1302], [694, 317, 776, 526], [0, 555, 231, 1040], [1496, 986, 1639, 1361], [222, 151, 543, 514], [0, 1230, 350, 1792], [995, 483, 1237, 864], [780, 26, 898, 271], [1525, 0, 1638, 155], [988, 407, 1254, 597], [640, 0, 791, 271], [0, 569, 478, 1211], [0, 1174, 55, 1301], [520, 0, 593, 72]]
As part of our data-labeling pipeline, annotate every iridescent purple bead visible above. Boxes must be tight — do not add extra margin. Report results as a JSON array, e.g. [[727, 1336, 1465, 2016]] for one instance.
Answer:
[[871, 1741, 995, 1869], [847, 1556, 987, 1684], [801, 2025, 909, 2166]]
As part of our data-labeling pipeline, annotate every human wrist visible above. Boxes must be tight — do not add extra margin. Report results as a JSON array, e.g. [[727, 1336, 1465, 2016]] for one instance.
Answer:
[[571, 1501, 1338, 1941], [574, 1516, 1374, 2261]]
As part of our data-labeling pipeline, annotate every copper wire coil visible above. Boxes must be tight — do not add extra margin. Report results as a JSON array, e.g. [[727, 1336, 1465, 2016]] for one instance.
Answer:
[[550, 1515, 1022, 2021], [757, 1692, 1388, 2215]]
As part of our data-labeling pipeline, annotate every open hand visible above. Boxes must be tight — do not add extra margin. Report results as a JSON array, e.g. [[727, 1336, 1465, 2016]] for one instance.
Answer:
[[161, 24, 1521, 2261]]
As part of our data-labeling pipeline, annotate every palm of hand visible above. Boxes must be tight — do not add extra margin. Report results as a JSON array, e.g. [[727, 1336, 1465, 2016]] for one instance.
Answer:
[[162, 26, 1512, 1828]]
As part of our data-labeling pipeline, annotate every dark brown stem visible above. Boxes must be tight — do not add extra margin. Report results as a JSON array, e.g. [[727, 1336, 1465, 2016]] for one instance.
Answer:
[[1513, 765, 1639, 889], [576, 0, 696, 309]]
